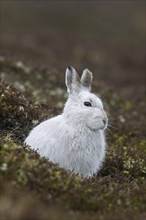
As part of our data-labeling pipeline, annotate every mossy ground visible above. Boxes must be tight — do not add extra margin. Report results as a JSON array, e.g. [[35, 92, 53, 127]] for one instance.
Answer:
[[1, 2, 146, 220]]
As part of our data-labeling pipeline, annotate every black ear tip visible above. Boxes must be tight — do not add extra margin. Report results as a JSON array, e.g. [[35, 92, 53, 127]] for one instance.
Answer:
[[67, 66, 73, 72]]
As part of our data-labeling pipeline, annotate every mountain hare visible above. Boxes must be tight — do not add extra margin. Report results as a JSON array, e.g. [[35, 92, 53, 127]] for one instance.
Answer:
[[25, 66, 108, 177]]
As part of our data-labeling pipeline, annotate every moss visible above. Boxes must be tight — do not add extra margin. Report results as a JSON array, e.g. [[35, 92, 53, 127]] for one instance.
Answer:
[[137, 140, 146, 153], [1, 133, 146, 214], [0, 58, 66, 110], [0, 80, 49, 141]]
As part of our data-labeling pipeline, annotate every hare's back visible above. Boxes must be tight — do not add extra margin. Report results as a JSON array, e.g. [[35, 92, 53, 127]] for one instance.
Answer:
[[24, 115, 63, 152]]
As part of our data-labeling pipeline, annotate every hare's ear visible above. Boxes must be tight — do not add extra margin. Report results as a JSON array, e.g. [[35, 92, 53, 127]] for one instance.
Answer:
[[81, 69, 93, 91], [65, 66, 80, 94]]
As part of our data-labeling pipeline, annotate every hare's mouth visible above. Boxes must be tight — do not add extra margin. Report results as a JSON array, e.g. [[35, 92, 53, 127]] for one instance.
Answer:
[[86, 120, 107, 131], [86, 125, 101, 131]]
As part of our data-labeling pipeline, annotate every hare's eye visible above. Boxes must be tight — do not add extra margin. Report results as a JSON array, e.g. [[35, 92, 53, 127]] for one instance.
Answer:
[[84, 101, 92, 107]]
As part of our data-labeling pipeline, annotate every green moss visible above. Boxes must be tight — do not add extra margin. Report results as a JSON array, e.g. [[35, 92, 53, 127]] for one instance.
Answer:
[[137, 140, 146, 153], [1, 133, 146, 214]]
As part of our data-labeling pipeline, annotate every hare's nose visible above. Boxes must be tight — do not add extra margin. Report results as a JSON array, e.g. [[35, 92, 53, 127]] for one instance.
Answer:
[[102, 115, 108, 126], [103, 119, 106, 125]]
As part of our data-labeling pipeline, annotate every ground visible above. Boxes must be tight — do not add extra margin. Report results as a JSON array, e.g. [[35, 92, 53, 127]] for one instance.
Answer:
[[0, 2, 146, 220]]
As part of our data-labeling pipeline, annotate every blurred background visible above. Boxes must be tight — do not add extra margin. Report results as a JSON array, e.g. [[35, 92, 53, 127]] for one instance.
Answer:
[[1, 1, 145, 88]]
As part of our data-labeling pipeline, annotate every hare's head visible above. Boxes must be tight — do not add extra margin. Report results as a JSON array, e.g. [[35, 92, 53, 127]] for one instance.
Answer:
[[63, 66, 108, 131]]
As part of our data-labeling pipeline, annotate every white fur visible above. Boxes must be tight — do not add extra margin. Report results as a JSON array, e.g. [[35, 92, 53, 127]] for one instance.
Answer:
[[24, 67, 108, 177]]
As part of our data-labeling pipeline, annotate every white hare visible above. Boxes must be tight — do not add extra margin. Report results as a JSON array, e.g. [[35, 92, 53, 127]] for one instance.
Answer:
[[25, 66, 108, 177]]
